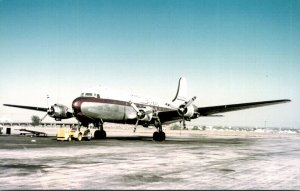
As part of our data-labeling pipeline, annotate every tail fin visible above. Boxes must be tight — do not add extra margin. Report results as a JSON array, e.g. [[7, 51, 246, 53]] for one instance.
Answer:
[[172, 77, 189, 102]]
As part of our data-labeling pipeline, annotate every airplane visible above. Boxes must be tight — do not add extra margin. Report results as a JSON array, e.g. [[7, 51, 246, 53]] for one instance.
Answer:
[[3, 77, 291, 141]]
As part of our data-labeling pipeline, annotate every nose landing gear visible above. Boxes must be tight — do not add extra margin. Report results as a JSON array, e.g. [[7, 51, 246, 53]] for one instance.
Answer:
[[93, 120, 107, 139]]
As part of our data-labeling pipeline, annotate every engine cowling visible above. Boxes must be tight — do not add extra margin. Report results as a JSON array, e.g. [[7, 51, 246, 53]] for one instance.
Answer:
[[48, 104, 73, 120], [177, 104, 195, 118], [137, 107, 153, 122]]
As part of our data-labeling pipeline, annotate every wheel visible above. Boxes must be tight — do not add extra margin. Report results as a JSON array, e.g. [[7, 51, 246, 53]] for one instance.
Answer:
[[94, 130, 106, 139], [76, 133, 82, 141], [153, 131, 165, 141], [159, 132, 166, 141], [153, 131, 159, 141], [94, 130, 100, 139], [83, 130, 92, 141], [86, 132, 92, 141], [99, 130, 106, 139]]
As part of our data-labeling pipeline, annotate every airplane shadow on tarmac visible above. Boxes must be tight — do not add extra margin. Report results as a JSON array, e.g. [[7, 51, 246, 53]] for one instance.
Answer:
[[86, 135, 257, 146]]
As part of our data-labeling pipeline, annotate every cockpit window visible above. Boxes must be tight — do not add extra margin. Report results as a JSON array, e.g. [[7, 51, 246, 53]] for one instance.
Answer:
[[81, 93, 100, 98]]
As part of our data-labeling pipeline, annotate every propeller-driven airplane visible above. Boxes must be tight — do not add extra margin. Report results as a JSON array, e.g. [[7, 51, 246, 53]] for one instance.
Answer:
[[3, 77, 291, 141]]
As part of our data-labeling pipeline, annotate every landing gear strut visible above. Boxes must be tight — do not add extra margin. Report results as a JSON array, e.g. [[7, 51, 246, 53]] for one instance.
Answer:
[[94, 120, 106, 139], [153, 120, 165, 141]]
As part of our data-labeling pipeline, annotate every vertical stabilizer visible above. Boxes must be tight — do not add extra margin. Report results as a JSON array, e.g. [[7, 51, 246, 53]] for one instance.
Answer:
[[172, 77, 189, 102]]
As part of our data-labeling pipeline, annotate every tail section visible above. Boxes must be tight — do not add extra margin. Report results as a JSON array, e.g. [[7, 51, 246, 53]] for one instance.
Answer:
[[172, 77, 189, 102]]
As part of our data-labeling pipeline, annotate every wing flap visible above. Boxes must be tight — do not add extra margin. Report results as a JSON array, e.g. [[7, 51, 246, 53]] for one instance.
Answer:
[[157, 110, 182, 124]]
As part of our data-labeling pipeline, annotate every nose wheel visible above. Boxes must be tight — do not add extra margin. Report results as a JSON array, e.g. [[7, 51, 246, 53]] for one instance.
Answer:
[[94, 130, 106, 139], [93, 120, 106, 139]]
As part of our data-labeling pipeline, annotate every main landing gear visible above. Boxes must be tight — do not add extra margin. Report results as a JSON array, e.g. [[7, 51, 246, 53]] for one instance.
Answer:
[[93, 121, 106, 139], [153, 120, 165, 141]]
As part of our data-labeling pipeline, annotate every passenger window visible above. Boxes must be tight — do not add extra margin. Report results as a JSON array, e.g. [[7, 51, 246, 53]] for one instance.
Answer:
[[97, 94, 100, 98]]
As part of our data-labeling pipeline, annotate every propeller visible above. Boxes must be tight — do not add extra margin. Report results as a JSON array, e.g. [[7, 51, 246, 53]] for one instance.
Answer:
[[40, 113, 48, 122], [166, 96, 197, 130], [40, 107, 54, 122], [129, 101, 154, 133], [40, 95, 52, 122]]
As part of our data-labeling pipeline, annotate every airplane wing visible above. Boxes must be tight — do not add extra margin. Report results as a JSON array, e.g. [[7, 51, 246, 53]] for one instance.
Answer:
[[197, 99, 291, 116], [3, 103, 73, 120], [3, 104, 48, 112], [158, 99, 291, 124]]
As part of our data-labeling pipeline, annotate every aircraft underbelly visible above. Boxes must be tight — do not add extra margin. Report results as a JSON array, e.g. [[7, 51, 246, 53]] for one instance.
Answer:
[[81, 102, 125, 121]]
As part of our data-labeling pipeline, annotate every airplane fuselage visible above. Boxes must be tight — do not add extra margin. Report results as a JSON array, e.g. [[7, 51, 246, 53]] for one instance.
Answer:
[[71, 86, 181, 127]]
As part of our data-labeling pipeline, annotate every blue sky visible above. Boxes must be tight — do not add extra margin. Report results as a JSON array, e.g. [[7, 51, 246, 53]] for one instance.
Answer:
[[0, 0, 299, 128]]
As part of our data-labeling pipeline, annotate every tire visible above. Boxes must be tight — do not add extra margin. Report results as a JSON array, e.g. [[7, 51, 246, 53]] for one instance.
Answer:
[[86, 132, 92, 141], [83, 130, 92, 141], [153, 131, 159, 141], [99, 130, 106, 139], [94, 130, 106, 139], [94, 130, 100, 139], [76, 133, 82, 141], [153, 131, 165, 141], [159, 132, 166, 141]]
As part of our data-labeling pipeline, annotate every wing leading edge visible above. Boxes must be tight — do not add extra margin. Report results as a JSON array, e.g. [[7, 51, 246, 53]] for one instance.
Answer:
[[197, 99, 291, 116], [3, 104, 48, 112], [157, 99, 291, 124]]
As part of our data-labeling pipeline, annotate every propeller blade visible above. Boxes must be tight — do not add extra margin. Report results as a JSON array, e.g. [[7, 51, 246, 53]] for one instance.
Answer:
[[133, 119, 139, 133], [129, 101, 140, 113], [182, 117, 186, 129], [166, 96, 196, 110], [184, 96, 197, 109], [40, 112, 48, 122]]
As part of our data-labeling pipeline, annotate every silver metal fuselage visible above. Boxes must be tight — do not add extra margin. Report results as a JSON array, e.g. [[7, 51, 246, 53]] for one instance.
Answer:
[[72, 87, 174, 126]]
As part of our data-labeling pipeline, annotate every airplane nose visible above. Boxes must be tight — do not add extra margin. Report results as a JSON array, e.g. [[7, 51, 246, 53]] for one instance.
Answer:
[[72, 98, 82, 115]]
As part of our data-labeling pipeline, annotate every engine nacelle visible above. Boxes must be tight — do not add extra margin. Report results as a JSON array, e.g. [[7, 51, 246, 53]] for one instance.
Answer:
[[48, 104, 73, 120], [177, 104, 195, 118], [137, 107, 153, 122]]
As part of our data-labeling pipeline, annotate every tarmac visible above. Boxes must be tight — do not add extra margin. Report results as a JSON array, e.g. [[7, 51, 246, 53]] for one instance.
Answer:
[[0, 125, 300, 190]]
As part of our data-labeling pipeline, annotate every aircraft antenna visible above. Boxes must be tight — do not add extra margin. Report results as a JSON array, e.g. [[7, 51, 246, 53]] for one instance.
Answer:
[[46, 94, 50, 108]]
